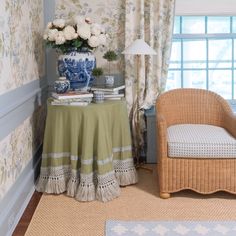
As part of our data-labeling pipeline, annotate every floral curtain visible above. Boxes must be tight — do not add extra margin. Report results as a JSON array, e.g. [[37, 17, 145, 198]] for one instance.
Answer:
[[124, 0, 175, 160]]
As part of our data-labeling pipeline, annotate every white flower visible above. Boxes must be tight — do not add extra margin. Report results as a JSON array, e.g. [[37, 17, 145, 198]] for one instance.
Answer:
[[48, 29, 58, 41], [44, 16, 106, 52], [53, 19, 66, 28], [91, 23, 101, 36], [77, 23, 91, 40], [63, 25, 77, 40], [88, 35, 100, 47], [47, 22, 53, 29], [98, 34, 106, 45], [55, 31, 66, 45]]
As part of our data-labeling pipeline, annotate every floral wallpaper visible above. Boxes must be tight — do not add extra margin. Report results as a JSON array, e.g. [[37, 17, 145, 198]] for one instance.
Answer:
[[0, 0, 45, 200], [0, 0, 44, 95], [0, 106, 46, 200], [55, 0, 126, 75]]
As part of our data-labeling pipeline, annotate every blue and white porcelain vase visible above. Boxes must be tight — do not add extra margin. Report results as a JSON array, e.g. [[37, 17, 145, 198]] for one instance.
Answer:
[[57, 49, 96, 90], [54, 77, 70, 94]]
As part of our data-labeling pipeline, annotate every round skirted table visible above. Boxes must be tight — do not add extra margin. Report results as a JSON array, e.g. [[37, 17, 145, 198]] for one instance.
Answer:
[[36, 100, 138, 202]]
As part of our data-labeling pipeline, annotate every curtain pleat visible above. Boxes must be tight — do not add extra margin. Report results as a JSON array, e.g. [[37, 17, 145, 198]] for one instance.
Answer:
[[124, 0, 176, 161]]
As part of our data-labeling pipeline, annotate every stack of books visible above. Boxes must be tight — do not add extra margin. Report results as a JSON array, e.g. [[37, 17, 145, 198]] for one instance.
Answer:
[[51, 91, 93, 106], [90, 84, 125, 100]]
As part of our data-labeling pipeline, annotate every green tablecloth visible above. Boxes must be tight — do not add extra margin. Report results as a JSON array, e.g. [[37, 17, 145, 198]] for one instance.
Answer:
[[36, 100, 138, 202]]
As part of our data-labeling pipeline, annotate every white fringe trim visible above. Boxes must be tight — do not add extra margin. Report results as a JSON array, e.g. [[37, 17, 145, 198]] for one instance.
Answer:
[[75, 181, 96, 202], [66, 177, 79, 197], [96, 171, 120, 202], [36, 159, 138, 202], [115, 167, 138, 186], [35, 166, 70, 194], [74, 172, 96, 201], [36, 175, 68, 194], [113, 158, 138, 186]]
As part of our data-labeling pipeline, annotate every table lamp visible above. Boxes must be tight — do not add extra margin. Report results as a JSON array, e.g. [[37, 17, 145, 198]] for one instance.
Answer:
[[122, 39, 157, 170]]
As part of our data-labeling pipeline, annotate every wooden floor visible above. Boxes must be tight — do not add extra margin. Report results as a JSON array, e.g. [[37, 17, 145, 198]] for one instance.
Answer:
[[12, 191, 42, 236]]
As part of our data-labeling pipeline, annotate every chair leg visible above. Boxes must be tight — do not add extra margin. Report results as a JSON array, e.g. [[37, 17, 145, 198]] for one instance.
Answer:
[[160, 192, 170, 199]]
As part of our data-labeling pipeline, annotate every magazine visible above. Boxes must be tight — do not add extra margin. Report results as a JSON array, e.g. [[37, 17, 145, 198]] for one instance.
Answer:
[[90, 84, 125, 92], [51, 91, 93, 100]]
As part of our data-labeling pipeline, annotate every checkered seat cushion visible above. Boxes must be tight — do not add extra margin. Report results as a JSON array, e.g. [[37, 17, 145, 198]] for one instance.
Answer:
[[167, 124, 236, 158]]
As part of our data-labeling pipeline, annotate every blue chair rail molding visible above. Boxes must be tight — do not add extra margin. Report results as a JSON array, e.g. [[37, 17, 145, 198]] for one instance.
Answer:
[[0, 80, 48, 141]]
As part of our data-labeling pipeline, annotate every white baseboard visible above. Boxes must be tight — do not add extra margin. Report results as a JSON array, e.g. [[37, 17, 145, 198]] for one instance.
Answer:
[[0, 145, 42, 236]]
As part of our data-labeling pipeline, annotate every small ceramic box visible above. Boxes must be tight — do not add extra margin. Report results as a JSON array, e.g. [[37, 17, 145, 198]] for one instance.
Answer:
[[105, 76, 114, 87], [54, 77, 70, 94], [93, 91, 104, 103]]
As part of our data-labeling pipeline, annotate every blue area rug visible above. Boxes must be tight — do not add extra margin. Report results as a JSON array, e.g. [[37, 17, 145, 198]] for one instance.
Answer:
[[106, 220, 236, 236]]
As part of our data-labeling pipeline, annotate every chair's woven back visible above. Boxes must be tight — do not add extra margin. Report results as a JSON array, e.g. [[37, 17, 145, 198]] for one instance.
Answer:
[[156, 88, 232, 127]]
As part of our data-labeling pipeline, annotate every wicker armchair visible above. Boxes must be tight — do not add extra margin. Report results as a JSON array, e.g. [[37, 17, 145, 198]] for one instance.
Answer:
[[156, 88, 236, 199]]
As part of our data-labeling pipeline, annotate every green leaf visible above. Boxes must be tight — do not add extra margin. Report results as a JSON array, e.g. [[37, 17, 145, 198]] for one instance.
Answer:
[[72, 39, 83, 48], [103, 50, 118, 61]]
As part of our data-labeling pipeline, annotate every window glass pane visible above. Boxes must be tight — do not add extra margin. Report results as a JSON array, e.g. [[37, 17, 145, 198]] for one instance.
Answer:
[[234, 39, 236, 67], [182, 16, 205, 34], [174, 16, 180, 34], [234, 70, 236, 99], [209, 70, 232, 99], [169, 41, 181, 69], [166, 71, 181, 90], [233, 17, 236, 33], [209, 39, 232, 68], [207, 17, 230, 34], [183, 40, 206, 68], [183, 70, 206, 89]]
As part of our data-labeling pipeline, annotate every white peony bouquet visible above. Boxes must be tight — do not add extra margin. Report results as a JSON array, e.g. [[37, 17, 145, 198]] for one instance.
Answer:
[[43, 16, 107, 53]]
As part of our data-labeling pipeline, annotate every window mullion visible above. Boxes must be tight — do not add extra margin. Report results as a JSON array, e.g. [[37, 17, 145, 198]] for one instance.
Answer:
[[173, 33, 236, 40], [230, 16, 233, 33]]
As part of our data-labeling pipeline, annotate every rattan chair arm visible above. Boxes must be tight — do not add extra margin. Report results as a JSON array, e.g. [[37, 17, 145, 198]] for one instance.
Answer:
[[223, 111, 236, 138], [156, 113, 168, 160]]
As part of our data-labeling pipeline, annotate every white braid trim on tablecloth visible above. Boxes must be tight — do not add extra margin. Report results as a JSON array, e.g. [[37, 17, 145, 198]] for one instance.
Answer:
[[112, 145, 132, 153]]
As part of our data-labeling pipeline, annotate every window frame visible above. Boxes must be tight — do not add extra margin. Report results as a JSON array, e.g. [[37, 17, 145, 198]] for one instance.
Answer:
[[168, 16, 236, 101]]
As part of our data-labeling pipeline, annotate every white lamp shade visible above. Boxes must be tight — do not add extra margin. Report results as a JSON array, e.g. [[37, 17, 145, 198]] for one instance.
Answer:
[[122, 39, 157, 55]]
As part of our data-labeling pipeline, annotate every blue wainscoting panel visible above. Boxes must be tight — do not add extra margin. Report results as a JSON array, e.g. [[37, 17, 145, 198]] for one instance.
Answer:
[[0, 145, 42, 236], [0, 79, 48, 141]]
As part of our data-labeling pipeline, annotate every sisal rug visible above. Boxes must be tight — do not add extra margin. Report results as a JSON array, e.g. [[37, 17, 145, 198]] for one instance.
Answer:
[[26, 165, 236, 236], [106, 220, 236, 236]]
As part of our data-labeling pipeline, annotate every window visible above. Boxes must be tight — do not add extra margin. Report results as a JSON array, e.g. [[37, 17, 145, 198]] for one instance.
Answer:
[[167, 16, 236, 100]]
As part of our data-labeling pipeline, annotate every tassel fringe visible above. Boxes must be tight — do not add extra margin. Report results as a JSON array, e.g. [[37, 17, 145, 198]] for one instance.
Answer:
[[36, 162, 138, 202], [115, 167, 138, 186]]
